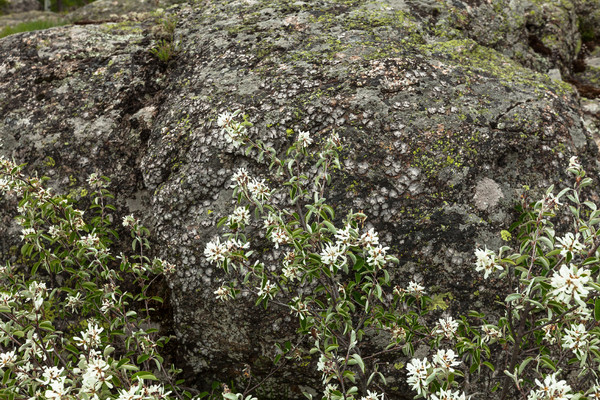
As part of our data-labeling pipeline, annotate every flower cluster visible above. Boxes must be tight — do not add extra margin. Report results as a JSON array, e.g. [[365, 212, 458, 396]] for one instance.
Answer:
[[474, 247, 503, 279], [435, 316, 459, 339], [218, 110, 247, 147], [527, 373, 572, 400], [550, 264, 590, 306], [555, 233, 584, 258], [0, 167, 188, 400]]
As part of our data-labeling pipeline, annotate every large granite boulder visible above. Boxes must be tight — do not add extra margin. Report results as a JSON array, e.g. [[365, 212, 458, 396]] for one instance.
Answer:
[[1, 0, 600, 397]]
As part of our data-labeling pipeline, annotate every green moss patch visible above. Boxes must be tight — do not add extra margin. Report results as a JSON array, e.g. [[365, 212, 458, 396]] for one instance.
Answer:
[[421, 39, 574, 95]]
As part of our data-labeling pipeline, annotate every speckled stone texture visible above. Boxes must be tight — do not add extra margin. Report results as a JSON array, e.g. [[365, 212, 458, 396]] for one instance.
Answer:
[[1, 0, 600, 397]]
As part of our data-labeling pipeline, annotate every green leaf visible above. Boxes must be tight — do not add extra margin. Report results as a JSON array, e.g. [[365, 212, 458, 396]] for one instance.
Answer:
[[116, 358, 132, 368], [351, 353, 365, 373], [137, 354, 150, 364], [132, 371, 158, 381], [2, 369, 10, 385], [342, 369, 356, 383], [524, 298, 544, 310], [482, 361, 495, 372], [505, 293, 522, 303], [518, 357, 533, 375], [38, 321, 54, 331], [539, 356, 556, 372], [594, 298, 600, 321], [325, 344, 339, 352], [322, 221, 336, 234]]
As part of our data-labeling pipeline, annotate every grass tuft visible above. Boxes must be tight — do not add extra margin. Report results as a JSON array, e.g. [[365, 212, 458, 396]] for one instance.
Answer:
[[0, 19, 68, 39]]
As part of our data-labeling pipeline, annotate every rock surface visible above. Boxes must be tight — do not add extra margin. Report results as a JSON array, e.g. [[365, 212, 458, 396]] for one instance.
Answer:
[[2, 0, 600, 397], [0, 0, 40, 14]]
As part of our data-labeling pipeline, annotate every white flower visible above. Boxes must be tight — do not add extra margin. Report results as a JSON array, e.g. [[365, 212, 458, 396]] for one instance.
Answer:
[[320, 242, 346, 271], [361, 390, 383, 400], [568, 156, 581, 171], [406, 281, 426, 297], [550, 264, 590, 306], [164, 261, 176, 275], [0, 178, 10, 192], [334, 224, 356, 246], [406, 358, 432, 396], [481, 325, 501, 343], [573, 304, 593, 320], [117, 383, 142, 400], [14, 362, 32, 382], [328, 132, 341, 147], [217, 111, 235, 128], [545, 192, 563, 210], [316, 354, 343, 383], [474, 247, 503, 279], [360, 228, 379, 247], [297, 130, 313, 148], [270, 227, 290, 249], [81, 356, 112, 391], [430, 389, 467, 400], [388, 324, 406, 342], [436, 316, 459, 339], [28, 281, 46, 310], [40, 366, 65, 385], [0, 350, 16, 368], [224, 126, 245, 147], [78, 233, 100, 248], [100, 298, 114, 313], [248, 177, 271, 203], [555, 233, 584, 258], [283, 250, 296, 265], [323, 384, 339, 400], [562, 323, 589, 359], [0, 292, 12, 307], [257, 280, 276, 299], [214, 286, 229, 301], [73, 323, 104, 350], [87, 173, 108, 189], [45, 377, 70, 400], [433, 349, 460, 373], [20, 227, 36, 241], [143, 384, 171, 399], [528, 373, 572, 400], [542, 324, 558, 344], [263, 212, 278, 229], [218, 112, 246, 147], [48, 225, 62, 238], [204, 237, 229, 264], [290, 297, 309, 320], [225, 238, 250, 251], [228, 206, 250, 225], [231, 167, 250, 189], [122, 214, 137, 229], [586, 384, 600, 400], [282, 265, 300, 281], [367, 245, 389, 267]]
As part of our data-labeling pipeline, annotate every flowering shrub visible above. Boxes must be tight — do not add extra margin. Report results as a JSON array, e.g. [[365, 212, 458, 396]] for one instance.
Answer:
[[206, 111, 600, 400], [3, 110, 600, 400], [0, 157, 195, 400]]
